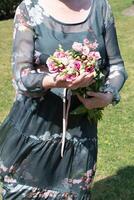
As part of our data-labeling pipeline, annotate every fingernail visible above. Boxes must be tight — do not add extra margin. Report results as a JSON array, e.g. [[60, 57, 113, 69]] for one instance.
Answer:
[[86, 91, 93, 96]]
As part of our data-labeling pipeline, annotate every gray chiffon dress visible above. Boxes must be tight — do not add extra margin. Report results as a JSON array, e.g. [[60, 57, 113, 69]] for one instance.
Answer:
[[0, 0, 127, 199]]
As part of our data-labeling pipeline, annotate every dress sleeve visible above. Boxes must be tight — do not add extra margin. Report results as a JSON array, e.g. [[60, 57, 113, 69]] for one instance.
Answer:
[[12, 2, 48, 98], [100, 0, 128, 105]]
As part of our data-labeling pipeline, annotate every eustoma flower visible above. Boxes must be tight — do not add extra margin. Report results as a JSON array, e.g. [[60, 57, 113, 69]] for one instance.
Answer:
[[72, 42, 83, 52], [46, 38, 104, 122]]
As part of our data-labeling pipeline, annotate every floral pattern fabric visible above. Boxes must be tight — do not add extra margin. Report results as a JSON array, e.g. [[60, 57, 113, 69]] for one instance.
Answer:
[[0, 93, 97, 199], [0, 0, 127, 199], [12, 0, 127, 99]]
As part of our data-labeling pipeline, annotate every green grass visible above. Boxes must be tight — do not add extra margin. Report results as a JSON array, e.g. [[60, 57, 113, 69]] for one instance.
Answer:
[[92, 0, 134, 199], [0, 19, 15, 120], [0, 0, 134, 199]]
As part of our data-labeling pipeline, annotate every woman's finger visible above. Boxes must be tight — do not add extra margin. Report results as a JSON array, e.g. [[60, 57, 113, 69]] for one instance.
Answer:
[[77, 94, 86, 103], [80, 79, 95, 88], [77, 94, 95, 109], [85, 72, 95, 79], [70, 73, 94, 89], [77, 94, 107, 109], [86, 91, 103, 98], [72, 73, 87, 85]]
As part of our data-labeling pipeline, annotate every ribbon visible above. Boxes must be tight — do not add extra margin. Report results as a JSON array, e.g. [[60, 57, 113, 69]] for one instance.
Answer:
[[61, 88, 72, 157]]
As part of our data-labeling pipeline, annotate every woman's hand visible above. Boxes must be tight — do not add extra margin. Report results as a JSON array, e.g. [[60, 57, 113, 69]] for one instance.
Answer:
[[77, 91, 113, 109], [68, 72, 95, 89], [42, 72, 95, 90]]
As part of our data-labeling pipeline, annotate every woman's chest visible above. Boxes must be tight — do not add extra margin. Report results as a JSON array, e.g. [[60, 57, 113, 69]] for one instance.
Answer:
[[34, 23, 106, 61]]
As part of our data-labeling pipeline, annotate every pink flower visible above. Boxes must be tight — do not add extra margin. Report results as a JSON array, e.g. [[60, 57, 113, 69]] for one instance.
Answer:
[[72, 179, 82, 184], [89, 41, 99, 50], [81, 186, 88, 191], [65, 74, 77, 82], [64, 69, 79, 81], [72, 42, 83, 52], [73, 60, 82, 70], [83, 38, 90, 45], [94, 52, 101, 60], [85, 66, 95, 73], [89, 51, 101, 60], [82, 45, 90, 56], [86, 169, 93, 176], [21, 68, 30, 77], [53, 51, 66, 58], [85, 178, 92, 184], [46, 59, 59, 73], [58, 65, 65, 72]]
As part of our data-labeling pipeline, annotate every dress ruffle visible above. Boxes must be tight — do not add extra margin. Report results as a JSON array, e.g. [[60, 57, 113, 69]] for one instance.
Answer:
[[0, 93, 97, 199]]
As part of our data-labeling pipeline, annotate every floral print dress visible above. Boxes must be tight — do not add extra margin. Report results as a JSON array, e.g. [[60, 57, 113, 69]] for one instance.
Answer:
[[0, 0, 127, 199]]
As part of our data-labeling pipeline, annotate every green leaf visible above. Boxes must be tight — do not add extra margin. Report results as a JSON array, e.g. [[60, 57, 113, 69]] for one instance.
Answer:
[[70, 105, 88, 115], [71, 105, 103, 123]]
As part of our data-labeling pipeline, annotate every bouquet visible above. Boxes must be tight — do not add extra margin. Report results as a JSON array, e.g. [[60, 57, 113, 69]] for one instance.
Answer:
[[46, 38, 104, 123]]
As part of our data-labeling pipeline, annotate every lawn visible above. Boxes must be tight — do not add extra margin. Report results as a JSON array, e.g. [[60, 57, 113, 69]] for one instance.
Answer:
[[0, 0, 134, 199]]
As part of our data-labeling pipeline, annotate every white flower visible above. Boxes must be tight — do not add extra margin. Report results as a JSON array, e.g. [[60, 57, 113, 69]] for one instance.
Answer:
[[65, 131, 72, 140], [60, 57, 69, 65], [73, 179, 82, 184], [4, 175, 17, 183], [72, 42, 83, 52], [0, 162, 8, 172], [30, 135, 39, 140], [18, 24, 28, 31], [29, 5, 43, 25], [38, 0, 50, 17], [82, 45, 90, 56], [39, 131, 51, 141], [25, 0, 32, 6]]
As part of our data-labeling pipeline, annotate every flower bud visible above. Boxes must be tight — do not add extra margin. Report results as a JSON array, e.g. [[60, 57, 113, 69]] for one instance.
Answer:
[[87, 62, 92, 66], [76, 56, 81, 60], [59, 64, 64, 67], [83, 60, 88, 64], [81, 55, 87, 60]]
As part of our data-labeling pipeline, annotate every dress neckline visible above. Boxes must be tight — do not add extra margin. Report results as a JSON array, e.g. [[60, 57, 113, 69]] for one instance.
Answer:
[[40, 0, 94, 26]]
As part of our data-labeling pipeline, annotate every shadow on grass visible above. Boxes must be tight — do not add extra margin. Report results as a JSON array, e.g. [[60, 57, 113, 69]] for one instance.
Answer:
[[92, 166, 134, 200]]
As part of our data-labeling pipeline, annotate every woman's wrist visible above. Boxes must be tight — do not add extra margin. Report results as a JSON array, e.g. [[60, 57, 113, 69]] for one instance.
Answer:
[[42, 75, 56, 90], [104, 92, 114, 104], [100, 83, 121, 105]]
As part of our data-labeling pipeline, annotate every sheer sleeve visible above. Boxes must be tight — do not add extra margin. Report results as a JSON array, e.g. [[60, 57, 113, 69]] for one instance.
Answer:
[[100, 0, 128, 105], [12, 2, 48, 98]]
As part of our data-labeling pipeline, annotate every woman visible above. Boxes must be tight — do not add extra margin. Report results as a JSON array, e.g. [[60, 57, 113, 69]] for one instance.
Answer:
[[0, 0, 127, 199]]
